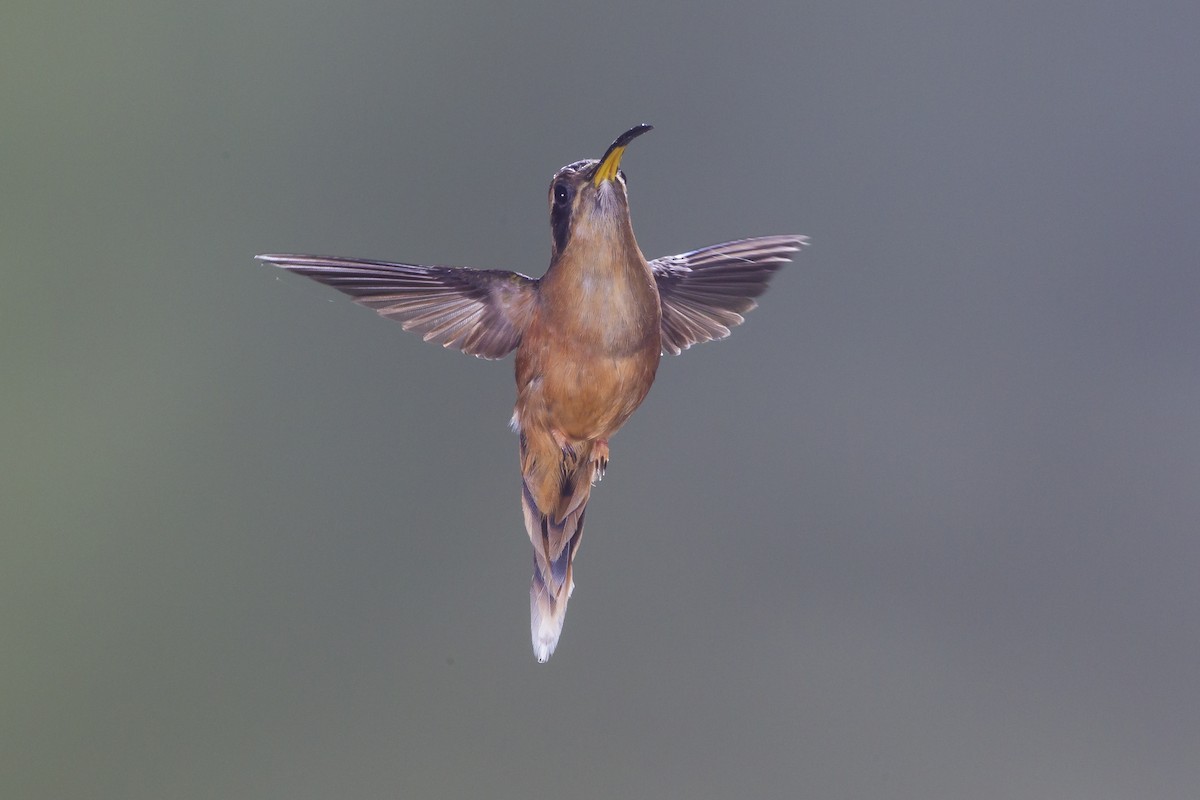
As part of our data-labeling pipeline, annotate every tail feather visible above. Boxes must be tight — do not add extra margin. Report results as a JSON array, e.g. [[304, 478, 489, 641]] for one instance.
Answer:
[[522, 460, 594, 663]]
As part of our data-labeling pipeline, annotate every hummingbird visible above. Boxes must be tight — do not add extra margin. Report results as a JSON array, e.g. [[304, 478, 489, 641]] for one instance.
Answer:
[[258, 124, 807, 662]]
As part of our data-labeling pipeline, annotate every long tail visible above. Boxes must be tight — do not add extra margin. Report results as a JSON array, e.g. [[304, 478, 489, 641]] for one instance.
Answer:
[[523, 480, 587, 662], [520, 437, 602, 662]]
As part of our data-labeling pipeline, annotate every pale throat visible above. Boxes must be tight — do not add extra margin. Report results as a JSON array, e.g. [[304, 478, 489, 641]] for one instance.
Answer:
[[555, 217, 657, 350]]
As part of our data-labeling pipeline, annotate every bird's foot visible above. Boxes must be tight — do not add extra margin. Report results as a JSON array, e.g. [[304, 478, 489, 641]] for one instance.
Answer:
[[593, 440, 609, 482], [551, 428, 578, 474]]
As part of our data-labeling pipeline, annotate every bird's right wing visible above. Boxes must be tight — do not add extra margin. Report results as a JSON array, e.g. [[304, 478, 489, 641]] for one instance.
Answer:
[[257, 254, 539, 359], [649, 235, 808, 355]]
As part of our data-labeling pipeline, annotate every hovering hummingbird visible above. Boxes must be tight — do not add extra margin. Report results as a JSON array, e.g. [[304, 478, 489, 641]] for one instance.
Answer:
[[258, 124, 807, 661]]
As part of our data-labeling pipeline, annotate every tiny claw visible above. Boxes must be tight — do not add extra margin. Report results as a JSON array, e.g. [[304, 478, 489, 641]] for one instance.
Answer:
[[550, 428, 578, 475], [593, 440, 610, 482]]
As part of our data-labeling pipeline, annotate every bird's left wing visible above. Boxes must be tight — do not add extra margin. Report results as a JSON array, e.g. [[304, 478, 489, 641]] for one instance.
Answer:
[[257, 254, 539, 359], [649, 235, 808, 355]]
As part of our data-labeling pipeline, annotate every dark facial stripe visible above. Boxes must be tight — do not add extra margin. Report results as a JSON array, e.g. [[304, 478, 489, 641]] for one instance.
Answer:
[[551, 191, 572, 255]]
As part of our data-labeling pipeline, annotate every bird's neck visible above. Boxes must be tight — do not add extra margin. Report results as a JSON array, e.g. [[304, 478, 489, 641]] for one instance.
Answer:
[[549, 222, 653, 294], [540, 223, 660, 350]]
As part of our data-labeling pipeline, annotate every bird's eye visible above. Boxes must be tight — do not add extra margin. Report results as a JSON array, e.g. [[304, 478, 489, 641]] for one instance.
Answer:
[[553, 182, 571, 206]]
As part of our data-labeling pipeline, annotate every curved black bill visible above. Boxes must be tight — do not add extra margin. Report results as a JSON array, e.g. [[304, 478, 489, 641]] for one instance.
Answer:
[[593, 124, 654, 186]]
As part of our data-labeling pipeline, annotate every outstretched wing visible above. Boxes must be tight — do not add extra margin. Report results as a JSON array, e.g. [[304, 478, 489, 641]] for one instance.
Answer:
[[649, 235, 808, 355], [257, 254, 539, 359]]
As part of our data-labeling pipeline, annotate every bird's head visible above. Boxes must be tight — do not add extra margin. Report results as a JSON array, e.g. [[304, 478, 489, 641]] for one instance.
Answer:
[[547, 124, 653, 261]]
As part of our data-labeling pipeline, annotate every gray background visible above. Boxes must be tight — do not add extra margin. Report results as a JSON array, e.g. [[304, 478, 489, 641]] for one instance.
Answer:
[[4, 1, 1198, 798]]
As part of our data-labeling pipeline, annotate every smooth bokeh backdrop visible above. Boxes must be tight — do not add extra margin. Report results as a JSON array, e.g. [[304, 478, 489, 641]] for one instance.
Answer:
[[4, 2, 1199, 798]]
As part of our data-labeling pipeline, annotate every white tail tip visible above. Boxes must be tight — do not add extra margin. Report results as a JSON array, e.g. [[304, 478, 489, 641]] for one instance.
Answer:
[[530, 580, 570, 663]]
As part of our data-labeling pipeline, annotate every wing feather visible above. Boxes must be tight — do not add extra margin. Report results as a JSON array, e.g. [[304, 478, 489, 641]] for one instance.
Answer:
[[649, 235, 808, 355], [257, 254, 539, 359]]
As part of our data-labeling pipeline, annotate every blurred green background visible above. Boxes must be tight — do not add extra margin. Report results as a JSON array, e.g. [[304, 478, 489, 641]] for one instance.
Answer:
[[4, 1, 1199, 798]]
